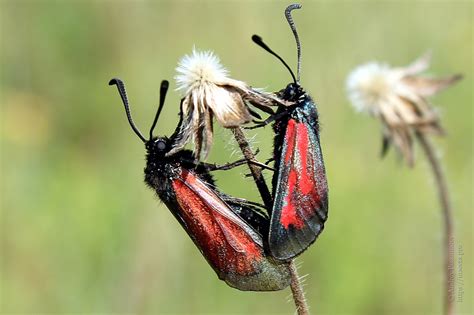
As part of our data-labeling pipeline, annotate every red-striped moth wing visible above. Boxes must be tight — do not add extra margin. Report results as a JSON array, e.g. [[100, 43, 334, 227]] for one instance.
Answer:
[[172, 169, 290, 291], [270, 107, 328, 261]]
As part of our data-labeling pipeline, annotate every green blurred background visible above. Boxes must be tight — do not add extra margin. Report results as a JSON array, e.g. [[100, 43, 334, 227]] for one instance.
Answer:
[[1, 1, 472, 314]]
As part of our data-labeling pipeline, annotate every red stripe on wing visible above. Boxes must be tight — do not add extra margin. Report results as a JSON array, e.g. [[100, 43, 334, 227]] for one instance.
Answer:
[[280, 169, 304, 229], [278, 120, 323, 230], [172, 170, 263, 276], [297, 123, 315, 195]]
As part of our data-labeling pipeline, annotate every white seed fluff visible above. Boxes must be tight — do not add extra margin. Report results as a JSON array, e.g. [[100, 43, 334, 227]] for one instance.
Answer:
[[175, 49, 230, 96], [346, 62, 401, 115]]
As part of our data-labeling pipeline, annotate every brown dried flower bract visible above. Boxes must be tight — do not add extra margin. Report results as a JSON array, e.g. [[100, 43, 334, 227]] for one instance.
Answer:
[[172, 49, 286, 159], [346, 52, 462, 166]]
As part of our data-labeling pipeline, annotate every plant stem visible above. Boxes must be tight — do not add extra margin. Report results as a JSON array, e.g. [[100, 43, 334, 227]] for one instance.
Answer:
[[289, 260, 310, 315], [415, 131, 454, 315], [231, 127, 310, 315], [231, 127, 273, 210]]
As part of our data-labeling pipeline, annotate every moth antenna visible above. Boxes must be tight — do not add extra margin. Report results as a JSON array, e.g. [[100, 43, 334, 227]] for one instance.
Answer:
[[251, 34, 297, 84], [149, 80, 170, 140], [285, 3, 302, 83], [109, 78, 146, 143]]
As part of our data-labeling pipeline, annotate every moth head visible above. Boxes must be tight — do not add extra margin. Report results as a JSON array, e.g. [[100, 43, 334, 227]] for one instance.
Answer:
[[145, 137, 170, 157], [279, 82, 304, 102]]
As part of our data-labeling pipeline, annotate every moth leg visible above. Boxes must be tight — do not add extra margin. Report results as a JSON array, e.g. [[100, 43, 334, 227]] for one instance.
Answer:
[[200, 159, 247, 171], [247, 160, 275, 171], [245, 109, 291, 130], [264, 157, 275, 165], [246, 118, 274, 130], [248, 107, 262, 120], [202, 159, 274, 172]]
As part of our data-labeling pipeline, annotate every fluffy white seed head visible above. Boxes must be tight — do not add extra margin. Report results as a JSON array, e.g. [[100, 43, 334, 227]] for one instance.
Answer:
[[172, 49, 253, 159], [346, 62, 401, 115], [171, 49, 290, 160], [175, 49, 230, 96], [345, 53, 462, 166]]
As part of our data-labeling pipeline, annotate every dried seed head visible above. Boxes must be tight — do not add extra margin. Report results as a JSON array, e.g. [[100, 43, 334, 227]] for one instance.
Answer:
[[176, 50, 228, 94], [173, 49, 286, 159], [346, 62, 398, 115], [346, 52, 462, 166]]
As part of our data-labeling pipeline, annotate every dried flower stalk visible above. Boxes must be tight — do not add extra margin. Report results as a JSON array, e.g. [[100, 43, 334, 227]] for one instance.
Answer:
[[347, 52, 461, 166], [347, 52, 461, 315]]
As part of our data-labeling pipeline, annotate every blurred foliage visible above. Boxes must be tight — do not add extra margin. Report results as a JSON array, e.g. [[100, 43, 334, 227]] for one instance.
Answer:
[[0, 1, 472, 314]]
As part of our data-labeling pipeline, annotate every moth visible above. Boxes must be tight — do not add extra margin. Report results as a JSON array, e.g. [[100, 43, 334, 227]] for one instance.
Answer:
[[251, 3, 329, 261], [109, 78, 290, 290]]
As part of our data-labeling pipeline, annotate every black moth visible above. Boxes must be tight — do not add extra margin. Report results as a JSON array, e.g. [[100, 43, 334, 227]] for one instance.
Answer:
[[109, 78, 290, 291], [250, 3, 329, 261]]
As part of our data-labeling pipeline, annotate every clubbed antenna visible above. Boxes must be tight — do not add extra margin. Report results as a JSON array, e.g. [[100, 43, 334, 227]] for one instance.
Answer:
[[251, 34, 297, 84], [285, 3, 302, 83], [251, 3, 303, 84], [149, 80, 170, 140], [109, 78, 146, 143]]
